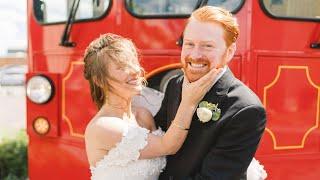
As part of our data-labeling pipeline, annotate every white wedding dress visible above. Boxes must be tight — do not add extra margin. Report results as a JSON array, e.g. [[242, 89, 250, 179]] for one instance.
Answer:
[[90, 87, 267, 180], [90, 122, 166, 180]]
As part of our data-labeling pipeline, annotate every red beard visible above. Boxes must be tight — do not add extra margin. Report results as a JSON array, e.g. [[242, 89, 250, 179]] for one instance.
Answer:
[[182, 55, 212, 82]]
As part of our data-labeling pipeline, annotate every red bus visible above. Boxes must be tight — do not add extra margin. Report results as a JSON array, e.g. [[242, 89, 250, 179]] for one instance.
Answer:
[[26, 0, 320, 179]]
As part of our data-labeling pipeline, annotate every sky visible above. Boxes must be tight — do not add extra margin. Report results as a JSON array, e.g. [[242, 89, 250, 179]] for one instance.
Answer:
[[0, 0, 27, 56]]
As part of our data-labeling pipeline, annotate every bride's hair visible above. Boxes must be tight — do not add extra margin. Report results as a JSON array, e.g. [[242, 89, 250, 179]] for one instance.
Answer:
[[83, 33, 146, 109]]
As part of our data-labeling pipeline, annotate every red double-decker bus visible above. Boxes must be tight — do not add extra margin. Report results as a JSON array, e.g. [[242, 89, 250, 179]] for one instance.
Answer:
[[26, 0, 320, 179]]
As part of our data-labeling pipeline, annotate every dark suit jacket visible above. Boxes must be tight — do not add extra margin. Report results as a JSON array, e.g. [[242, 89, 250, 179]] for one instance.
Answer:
[[155, 68, 266, 180]]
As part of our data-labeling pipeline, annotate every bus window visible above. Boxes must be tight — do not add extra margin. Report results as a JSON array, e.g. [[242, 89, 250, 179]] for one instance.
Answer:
[[207, 0, 244, 12], [125, 0, 244, 18], [261, 0, 320, 20], [33, 0, 111, 24]]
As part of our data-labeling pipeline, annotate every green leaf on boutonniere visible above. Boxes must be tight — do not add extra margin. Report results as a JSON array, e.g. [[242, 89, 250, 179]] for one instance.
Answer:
[[199, 101, 208, 108], [212, 108, 221, 121], [207, 103, 215, 111]]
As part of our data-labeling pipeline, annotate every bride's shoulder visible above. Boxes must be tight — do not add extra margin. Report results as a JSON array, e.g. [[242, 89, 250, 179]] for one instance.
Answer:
[[85, 117, 127, 150], [134, 106, 156, 131]]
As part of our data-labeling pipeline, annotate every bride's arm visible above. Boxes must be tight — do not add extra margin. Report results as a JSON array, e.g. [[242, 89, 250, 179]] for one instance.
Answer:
[[138, 101, 195, 159]]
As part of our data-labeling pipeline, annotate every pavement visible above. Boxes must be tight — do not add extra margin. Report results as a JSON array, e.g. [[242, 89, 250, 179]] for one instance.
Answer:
[[0, 85, 26, 140]]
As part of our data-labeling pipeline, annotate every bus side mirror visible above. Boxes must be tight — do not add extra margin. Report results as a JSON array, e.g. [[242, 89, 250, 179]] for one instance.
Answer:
[[34, 0, 45, 22]]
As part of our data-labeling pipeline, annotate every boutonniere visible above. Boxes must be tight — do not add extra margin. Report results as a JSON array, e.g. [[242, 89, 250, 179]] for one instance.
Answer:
[[196, 101, 221, 123]]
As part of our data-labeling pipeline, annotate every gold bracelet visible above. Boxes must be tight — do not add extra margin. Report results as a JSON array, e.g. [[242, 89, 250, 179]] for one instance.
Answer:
[[172, 121, 190, 131]]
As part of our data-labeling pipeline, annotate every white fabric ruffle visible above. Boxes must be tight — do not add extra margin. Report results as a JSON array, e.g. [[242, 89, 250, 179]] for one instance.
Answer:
[[247, 158, 267, 180], [90, 124, 166, 180]]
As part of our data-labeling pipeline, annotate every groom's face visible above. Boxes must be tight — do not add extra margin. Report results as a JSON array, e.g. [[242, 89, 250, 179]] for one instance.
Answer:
[[181, 18, 230, 82]]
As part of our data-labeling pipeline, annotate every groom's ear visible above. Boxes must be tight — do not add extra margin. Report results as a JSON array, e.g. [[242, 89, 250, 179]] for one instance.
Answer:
[[226, 43, 236, 63], [216, 43, 236, 68]]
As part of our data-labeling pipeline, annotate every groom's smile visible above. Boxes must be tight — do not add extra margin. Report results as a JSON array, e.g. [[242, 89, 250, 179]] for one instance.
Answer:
[[183, 55, 211, 82]]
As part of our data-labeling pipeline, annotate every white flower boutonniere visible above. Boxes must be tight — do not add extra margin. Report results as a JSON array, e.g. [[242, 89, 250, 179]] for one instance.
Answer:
[[196, 101, 221, 123]]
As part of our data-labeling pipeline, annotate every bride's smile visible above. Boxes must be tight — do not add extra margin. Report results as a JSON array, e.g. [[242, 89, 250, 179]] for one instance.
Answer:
[[106, 60, 143, 99]]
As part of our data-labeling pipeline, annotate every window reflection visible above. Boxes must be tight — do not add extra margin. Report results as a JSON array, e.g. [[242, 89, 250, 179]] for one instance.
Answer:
[[33, 0, 110, 24], [262, 0, 320, 19], [126, 0, 243, 16]]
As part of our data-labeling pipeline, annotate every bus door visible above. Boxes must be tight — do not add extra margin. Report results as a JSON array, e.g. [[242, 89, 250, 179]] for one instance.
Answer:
[[252, 0, 320, 179]]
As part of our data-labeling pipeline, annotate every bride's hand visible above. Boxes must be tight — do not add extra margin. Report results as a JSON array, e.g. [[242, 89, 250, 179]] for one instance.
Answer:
[[181, 68, 222, 106]]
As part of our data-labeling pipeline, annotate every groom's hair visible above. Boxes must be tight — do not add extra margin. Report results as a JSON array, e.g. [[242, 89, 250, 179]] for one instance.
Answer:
[[187, 6, 239, 47]]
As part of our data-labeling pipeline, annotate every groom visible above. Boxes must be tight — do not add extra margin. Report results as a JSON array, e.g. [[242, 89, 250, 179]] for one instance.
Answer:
[[155, 6, 266, 180]]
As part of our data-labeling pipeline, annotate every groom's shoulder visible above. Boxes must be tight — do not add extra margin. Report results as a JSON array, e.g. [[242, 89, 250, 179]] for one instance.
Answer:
[[165, 74, 184, 91], [225, 78, 266, 128], [228, 78, 264, 108], [171, 74, 184, 85]]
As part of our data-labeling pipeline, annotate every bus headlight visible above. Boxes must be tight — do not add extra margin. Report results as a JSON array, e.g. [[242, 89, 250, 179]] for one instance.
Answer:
[[26, 75, 54, 104]]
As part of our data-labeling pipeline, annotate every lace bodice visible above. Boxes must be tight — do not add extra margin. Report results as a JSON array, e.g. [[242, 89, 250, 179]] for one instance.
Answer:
[[90, 122, 166, 180]]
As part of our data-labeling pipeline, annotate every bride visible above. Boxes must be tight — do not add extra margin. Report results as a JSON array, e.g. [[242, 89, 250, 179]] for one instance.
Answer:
[[84, 33, 266, 180]]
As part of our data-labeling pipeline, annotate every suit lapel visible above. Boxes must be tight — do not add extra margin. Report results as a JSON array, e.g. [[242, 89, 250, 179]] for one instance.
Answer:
[[167, 76, 183, 128], [204, 67, 235, 106]]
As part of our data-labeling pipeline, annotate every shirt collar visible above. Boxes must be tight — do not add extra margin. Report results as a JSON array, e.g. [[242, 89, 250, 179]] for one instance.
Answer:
[[212, 66, 227, 86]]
